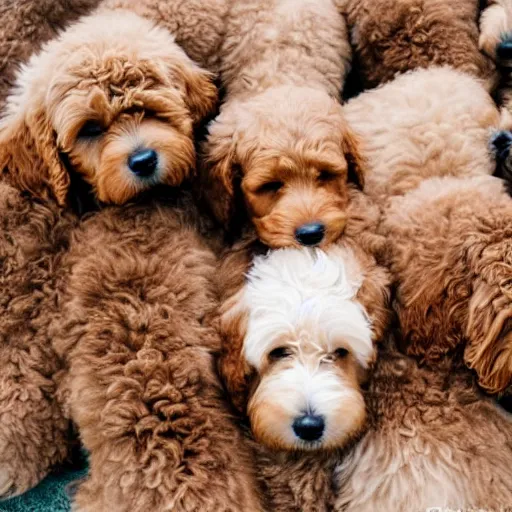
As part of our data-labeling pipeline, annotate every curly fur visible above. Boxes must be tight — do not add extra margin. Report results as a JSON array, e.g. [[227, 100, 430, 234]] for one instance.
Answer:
[[47, 193, 262, 512], [345, 67, 512, 393], [201, 0, 362, 249], [101, 0, 231, 73], [342, 0, 496, 89], [0, 9, 217, 206], [0, 183, 78, 498], [334, 336, 512, 511], [0, 0, 102, 111]]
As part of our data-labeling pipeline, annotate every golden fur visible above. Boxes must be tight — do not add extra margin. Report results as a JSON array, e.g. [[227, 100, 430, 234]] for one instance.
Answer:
[[341, 0, 496, 89], [334, 336, 512, 512], [344, 66, 512, 393], [50, 192, 262, 512], [0, 9, 217, 206], [101, 0, 231, 73], [0, 9, 265, 508], [201, 0, 362, 249]]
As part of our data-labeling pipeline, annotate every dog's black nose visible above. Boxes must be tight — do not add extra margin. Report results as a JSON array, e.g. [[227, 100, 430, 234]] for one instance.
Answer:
[[491, 131, 512, 162], [497, 37, 512, 63], [295, 222, 325, 246], [128, 149, 158, 177], [292, 414, 324, 442]]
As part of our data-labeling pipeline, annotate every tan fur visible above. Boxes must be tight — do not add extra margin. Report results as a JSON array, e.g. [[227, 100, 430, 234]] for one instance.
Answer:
[[0, 10, 216, 205], [334, 337, 512, 511], [345, 67, 512, 393], [0, 183, 78, 498], [48, 193, 262, 512], [202, 0, 360, 248], [341, 0, 496, 89], [101, 0, 231, 73], [0, 0, 103, 112]]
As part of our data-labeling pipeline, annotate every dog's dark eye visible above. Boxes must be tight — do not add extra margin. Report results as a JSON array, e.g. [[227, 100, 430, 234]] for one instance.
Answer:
[[334, 347, 349, 359], [257, 181, 284, 194], [318, 170, 337, 182], [268, 346, 292, 360], [77, 121, 104, 139]]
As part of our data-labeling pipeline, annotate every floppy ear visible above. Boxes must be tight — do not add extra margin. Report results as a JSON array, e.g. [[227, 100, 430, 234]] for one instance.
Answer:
[[0, 102, 69, 206], [464, 279, 512, 394], [201, 115, 240, 227], [218, 291, 255, 414], [170, 58, 217, 124], [342, 125, 366, 190]]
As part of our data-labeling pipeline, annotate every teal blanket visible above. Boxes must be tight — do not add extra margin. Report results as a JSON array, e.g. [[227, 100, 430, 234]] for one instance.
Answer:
[[0, 458, 88, 512]]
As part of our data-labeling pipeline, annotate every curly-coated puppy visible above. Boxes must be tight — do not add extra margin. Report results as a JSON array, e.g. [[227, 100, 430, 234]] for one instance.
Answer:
[[341, 0, 496, 89], [0, 184, 78, 499], [218, 190, 390, 451], [479, 0, 512, 63], [482, 2, 512, 177], [0, 0, 102, 111], [334, 336, 512, 511], [344, 67, 512, 394], [101, 0, 231, 74], [202, 0, 362, 249], [0, 9, 217, 206], [48, 192, 262, 512], [216, 189, 390, 511]]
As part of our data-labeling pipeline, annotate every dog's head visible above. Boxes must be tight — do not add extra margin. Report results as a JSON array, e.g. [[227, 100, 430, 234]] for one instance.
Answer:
[[0, 10, 217, 206], [219, 241, 390, 451], [202, 86, 365, 248]]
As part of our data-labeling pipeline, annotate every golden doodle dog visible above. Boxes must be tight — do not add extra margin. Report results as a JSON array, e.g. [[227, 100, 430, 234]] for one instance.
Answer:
[[327, 65, 512, 512], [0, 9, 217, 206], [341, 0, 496, 89], [0, 10, 263, 509], [51, 191, 261, 512], [202, 0, 362, 249], [218, 192, 390, 451], [216, 189, 391, 510], [344, 66, 512, 393]]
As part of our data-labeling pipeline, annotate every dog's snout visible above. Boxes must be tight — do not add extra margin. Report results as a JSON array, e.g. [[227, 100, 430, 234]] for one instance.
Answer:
[[128, 148, 159, 177], [295, 222, 325, 246], [497, 36, 512, 64], [292, 414, 324, 442], [491, 131, 512, 162]]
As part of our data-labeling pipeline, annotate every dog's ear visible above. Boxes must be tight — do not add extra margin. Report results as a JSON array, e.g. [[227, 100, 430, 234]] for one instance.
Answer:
[[0, 101, 69, 206], [356, 265, 392, 344], [167, 56, 218, 124], [342, 125, 366, 190], [218, 292, 255, 414], [201, 115, 240, 227], [464, 280, 512, 394]]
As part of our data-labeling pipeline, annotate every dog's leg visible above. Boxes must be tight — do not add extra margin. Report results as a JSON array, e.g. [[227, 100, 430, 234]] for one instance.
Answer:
[[0, 184, 73, 497], [54, 212, 262, 512]]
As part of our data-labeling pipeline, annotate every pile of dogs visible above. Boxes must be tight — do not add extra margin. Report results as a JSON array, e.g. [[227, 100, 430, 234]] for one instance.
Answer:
[[1, 0, 512, 511]]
